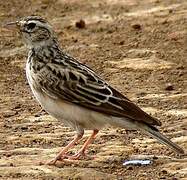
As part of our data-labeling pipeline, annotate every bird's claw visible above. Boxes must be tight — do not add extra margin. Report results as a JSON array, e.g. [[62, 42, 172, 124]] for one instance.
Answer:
[[46, 155, 66, 165], [46, 151, 94, 165]]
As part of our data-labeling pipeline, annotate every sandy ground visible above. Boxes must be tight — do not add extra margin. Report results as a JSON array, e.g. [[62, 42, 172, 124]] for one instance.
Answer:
[[0, 0, 187, 179]]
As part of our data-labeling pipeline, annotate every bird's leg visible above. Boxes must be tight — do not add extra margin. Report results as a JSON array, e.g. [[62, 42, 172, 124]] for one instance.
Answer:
[[66, 129, 99, 160], [46, 133, 83, 165]]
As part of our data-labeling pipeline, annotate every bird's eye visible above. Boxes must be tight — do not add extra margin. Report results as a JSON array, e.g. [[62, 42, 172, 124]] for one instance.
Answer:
[[27, 22, 36, 30]]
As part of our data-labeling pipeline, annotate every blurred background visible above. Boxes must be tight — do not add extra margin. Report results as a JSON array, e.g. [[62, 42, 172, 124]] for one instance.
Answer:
[[0, 0, 186, 179]]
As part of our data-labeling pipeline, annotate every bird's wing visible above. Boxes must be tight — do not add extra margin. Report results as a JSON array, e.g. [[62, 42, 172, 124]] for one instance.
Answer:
[[37, 58, 161, 126]]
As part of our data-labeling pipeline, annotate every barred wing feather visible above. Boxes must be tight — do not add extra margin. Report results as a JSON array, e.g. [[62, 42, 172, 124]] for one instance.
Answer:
[[38, 62, 161, 126]]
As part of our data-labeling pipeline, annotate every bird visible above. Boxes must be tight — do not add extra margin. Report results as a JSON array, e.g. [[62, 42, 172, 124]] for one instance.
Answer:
[[7, 16, 184, 165]]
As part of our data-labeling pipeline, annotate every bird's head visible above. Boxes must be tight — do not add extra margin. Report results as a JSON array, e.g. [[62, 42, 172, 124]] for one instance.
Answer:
[[7, 16, 54, 48]]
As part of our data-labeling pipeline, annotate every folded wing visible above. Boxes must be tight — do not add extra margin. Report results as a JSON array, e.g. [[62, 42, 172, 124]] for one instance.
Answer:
[[38, 60, 161, 126]]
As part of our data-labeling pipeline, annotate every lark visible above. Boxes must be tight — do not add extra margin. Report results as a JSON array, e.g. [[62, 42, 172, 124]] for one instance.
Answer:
[[7, 16, 184, 165]]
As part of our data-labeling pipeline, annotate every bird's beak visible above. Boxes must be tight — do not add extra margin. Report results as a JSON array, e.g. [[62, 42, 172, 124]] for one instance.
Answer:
[[4, 21, 20, 29]]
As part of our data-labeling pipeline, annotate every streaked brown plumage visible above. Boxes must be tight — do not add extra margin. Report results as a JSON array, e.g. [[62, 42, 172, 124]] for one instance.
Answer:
[[8, 16, 184, 164]]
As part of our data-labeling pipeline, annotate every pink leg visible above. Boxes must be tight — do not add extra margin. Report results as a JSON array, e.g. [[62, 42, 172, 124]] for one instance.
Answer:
[[47, 133, 83, 165], [66, 129, 99, 160]]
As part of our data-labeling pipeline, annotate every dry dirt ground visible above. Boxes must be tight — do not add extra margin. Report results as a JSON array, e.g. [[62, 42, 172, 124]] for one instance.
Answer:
[[0, 0, 187, 179]]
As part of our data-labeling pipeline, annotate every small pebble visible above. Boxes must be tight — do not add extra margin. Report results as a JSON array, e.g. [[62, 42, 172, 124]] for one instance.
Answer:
[[118, 41, 124, 45], [152, 156, 158, 160], [39, 161, 44, 165], [127, 166, 133, 170], [161, 170, 168, 174], [165, 84, 174, 91], [131, 23, 141, 30], [9, 163, 14, 166], [75, 19, 86, 29], [5, 153, 12, 157], [2, 110, 17, 118], [169, 9, 173, 13]]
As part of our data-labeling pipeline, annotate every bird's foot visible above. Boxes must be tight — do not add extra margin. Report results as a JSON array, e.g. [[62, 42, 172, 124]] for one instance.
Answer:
[[45, 154, 67, 165], [44, 152, 94, 165], [64, 151, 94, 160], [64, 151, 84, 160]]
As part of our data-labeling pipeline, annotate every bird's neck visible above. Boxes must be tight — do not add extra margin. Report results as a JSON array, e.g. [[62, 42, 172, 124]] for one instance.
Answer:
[[30, 38, 62, 61], [27, 38, 63, 73], [31, 37, 59, 51]]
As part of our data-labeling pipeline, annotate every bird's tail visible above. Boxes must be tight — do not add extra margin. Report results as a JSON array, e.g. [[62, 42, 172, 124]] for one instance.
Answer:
[[140, 124, 184, 154]]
